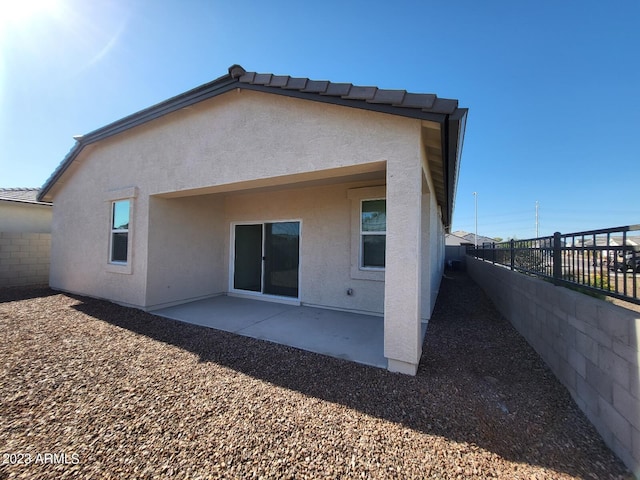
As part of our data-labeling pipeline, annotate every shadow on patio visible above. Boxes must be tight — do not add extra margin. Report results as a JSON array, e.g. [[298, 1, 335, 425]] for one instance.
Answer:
[[70, 271, 630, 478], [150, 295, 427, 369]]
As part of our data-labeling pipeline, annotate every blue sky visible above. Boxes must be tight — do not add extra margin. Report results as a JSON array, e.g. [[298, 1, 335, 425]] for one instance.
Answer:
[[1, 0, 638, 240]]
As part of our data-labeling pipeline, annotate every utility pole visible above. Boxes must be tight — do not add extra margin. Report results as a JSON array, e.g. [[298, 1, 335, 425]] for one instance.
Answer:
[[473, 192, 478, 248], [535, 201, 539, 238]]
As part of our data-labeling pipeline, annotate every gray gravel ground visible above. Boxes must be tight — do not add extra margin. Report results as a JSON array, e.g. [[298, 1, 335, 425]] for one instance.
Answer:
[[0, 272, 633, 479]]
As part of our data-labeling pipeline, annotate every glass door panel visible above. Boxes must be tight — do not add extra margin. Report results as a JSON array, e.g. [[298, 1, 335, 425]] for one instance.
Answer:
[[233, 224, 262, 292], [263, 222, 299, 298]]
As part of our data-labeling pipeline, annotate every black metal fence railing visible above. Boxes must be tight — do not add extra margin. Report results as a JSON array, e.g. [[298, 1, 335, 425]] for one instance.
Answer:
[[467, 225, 640, 305]]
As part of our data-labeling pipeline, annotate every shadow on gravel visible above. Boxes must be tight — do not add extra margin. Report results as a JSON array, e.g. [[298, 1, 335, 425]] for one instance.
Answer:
[[0, 285, 57, 304], [69, 272, 630, 479]]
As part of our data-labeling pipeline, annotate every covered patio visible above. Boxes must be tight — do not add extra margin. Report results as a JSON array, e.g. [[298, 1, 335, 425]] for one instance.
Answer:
[[151, 295, 428, 369]]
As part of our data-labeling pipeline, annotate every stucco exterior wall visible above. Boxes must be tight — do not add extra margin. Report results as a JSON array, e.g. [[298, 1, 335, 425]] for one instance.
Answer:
[[221, 181, 386, 315], [145, 196, 226, 309], [431, 208, 445, 309], [142, 177, 443, 316], [52, 90, 420, 200], [0, 202, 52, 233], [49, 181, 149, 307], [48, 89, 424, 308]]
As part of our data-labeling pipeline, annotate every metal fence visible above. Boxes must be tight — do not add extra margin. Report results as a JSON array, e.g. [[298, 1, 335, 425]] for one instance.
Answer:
[[467, 225, 640, 305]]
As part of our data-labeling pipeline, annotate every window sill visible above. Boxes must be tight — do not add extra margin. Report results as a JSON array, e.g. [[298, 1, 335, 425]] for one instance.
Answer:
[[350, 265, 385, 282], [106, 262, 133, 275]]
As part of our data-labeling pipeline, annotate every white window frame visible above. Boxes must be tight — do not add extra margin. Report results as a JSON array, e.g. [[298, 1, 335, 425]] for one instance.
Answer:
[[109, 200, 130, 265], [105, 187, 137, 275], [347, 185, 385, 282], [359, 198, 386, 270]]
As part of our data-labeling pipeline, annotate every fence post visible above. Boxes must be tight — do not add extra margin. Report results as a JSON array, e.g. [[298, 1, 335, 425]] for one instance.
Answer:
[[553, 231, 562, 285], [510, 239, 515, 270]]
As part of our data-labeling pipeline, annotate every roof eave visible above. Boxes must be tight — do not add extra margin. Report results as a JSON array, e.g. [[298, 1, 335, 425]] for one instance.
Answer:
[[443, 108, 468, 232], [237, 82, 447, 124], [0, 198, 52, 206], [38, 65, 467, 205], [38, 73, 239, 202]]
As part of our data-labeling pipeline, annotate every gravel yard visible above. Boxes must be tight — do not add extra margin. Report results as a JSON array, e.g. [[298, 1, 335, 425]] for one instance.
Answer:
[[0, 273, 632, 479]]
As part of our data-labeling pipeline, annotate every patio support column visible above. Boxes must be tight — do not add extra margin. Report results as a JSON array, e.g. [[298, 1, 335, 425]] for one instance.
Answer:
[[384, 155, 422, 375]]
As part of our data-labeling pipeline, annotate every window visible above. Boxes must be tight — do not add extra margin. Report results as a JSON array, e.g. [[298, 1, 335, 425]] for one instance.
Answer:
[[110, 200, 130, 264], [361, 199, 386, 268], [348, 185, 385, 281]]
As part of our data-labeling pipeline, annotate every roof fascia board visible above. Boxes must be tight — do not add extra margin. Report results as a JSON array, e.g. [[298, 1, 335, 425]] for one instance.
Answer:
[[443, 109, 468, 231], [0, 198, 52, 206], [441, 117, 451, 228]]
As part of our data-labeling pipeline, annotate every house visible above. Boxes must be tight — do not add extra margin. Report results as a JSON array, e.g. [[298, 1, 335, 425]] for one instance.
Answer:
[[38, 65, 467, 375], [0, 188, 52, 286], [444, 232, 475, 269], [445, 232, 475, 247], [449, 230, 496, 247], [575, 233, 640, 268]]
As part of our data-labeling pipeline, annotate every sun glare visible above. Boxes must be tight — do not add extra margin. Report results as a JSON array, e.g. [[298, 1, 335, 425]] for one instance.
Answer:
[[0, 0, 61, 29]]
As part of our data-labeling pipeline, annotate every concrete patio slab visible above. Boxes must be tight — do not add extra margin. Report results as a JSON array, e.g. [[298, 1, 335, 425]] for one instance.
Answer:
[[151, 295, 428, 369], [151, 296, 296, 332]]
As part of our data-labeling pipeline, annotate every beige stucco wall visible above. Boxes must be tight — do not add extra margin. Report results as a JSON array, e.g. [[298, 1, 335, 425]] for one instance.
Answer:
[[145, 195, 226, 308], [142, 178, 443, 316], [47, 87, 449, 373], [220, 181, 387, 315], [49, 185, 149, 306], [0, 202, 52, 233], [53, 89, 421, 200], [49, 90, 425, 306]]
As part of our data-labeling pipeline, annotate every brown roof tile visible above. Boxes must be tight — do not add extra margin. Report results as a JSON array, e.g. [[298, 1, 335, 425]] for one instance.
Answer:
[[283, 77, 308, 90], [268, 75, 289, 88], [322, 83, 352, 97], [239, 72, 256, 83], [252, 73, 273, 85], [368, 89, 406, 105], [429, 98, 459, 114], [343, 86, 377, 100], [300, 80, 329, 93], [237, 67, 460, 119], [237, 68, 462, 121], [398, 93, 436, 109]]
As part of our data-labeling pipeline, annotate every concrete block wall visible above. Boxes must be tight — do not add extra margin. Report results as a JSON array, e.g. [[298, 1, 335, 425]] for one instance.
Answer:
[[0, 232, 51, 287], [445, 245, 467, 268], [466, 257, 640, 477]]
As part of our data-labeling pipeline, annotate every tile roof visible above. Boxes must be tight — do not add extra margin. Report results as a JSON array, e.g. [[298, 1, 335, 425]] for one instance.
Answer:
[[232, 65, 461, 115], [0, 188, 51, 205], [39, 64, 467, 229], [450, 231, 496, 245]]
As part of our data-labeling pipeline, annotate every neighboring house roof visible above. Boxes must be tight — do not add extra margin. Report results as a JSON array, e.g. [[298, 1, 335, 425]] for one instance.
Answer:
[[580, 236, 640, 247], [38, 64, 467, 226], [451, 230, 496, 245], [0, 188, 52, 206], [445, 233, 474, 246]]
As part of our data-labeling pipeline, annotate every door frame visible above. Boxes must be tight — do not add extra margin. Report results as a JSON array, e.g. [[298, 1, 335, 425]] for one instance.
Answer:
[[228, 219, 302, 305]]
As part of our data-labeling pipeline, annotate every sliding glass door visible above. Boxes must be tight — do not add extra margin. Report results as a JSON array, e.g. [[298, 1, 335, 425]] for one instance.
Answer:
[[233, 221, 300, 298], [233, 224, 263, 292]]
